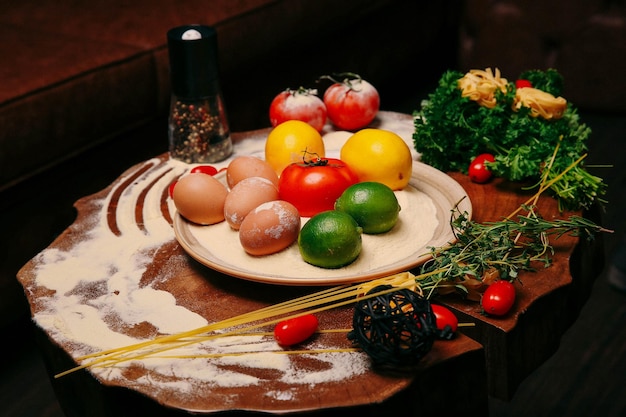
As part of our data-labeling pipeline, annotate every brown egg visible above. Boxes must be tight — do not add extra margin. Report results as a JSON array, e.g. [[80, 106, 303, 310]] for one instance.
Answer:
[[173, 173, 228, 225], [224, 176, 279, 230], [239, 200, 301, 256], [226, 156, 279, 188]]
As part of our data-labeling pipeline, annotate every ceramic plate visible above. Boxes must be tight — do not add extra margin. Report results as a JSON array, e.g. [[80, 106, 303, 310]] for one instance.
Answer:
[[173, 162, 471, 286]]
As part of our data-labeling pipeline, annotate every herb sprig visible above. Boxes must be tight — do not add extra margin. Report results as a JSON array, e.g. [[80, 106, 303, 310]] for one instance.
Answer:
[[413, 68, 606, 211], [416, 203, 608, 300]]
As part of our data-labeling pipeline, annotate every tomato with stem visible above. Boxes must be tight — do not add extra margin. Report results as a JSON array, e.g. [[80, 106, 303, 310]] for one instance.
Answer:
[[321, 73, 380, 131], [279, 156, 358, 217], [269, 87, 327, 132]]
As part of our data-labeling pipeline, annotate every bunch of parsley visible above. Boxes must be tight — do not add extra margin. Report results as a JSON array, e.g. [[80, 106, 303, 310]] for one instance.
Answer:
[[413, 69, 605, 211]]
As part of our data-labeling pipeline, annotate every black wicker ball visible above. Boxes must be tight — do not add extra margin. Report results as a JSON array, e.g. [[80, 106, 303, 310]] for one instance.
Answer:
[[348, 285, 437, 367]]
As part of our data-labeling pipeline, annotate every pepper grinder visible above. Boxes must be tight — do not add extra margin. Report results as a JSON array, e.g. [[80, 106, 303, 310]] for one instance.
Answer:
[[167, 25, 233, 163]]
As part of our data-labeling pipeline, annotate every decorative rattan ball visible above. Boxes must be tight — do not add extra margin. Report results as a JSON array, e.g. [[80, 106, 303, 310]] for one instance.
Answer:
[[348, 285, 437, 367]]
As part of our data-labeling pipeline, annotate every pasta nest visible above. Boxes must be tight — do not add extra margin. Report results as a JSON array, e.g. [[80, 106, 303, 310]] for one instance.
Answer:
[[514, 87, 567, 120], [458, 67, 508, 109]]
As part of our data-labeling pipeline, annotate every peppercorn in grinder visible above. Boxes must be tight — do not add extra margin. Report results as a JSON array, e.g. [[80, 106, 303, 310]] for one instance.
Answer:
[[167, 25, 233, 163]]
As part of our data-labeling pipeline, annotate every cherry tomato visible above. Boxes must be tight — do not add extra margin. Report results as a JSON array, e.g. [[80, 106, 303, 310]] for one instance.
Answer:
[[269, 87, 327, 132], [481, 280, 516, 316], [468, 153, 496, 183], [515, 79, 533, 89], [190, 165, 219, 176], [168, 180, 177, 198], [322, 74, 380, 131], [274, 314, 319, 346], [279, 157, 358, 217], [431, 304, 458, 332]]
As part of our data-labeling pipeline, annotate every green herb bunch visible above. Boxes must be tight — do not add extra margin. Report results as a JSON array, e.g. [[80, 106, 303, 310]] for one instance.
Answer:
[[416, 203, 607, 300], [413, 69, 605, 211]]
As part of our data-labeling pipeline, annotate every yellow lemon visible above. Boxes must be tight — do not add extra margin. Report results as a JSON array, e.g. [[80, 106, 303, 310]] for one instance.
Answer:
[[340, 129, 412, 190], [265, 120, 325, 175]]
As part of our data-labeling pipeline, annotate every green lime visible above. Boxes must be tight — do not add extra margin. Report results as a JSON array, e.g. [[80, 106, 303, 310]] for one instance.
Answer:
[[298, 210, 362, 269], [334, 181, 401, 234]]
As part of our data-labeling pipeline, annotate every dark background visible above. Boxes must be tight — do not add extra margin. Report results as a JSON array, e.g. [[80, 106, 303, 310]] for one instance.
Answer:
[[2, 1, 625, 416]]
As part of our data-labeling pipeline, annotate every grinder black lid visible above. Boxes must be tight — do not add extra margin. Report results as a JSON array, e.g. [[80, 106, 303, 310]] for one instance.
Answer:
[[167, 25, 220, 99]]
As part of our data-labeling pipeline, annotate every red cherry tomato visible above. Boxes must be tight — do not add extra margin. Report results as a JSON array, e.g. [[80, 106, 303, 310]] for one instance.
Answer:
[[278, 157, 358, 217], [190, 165, 219, 176], [468, 153, 496, 183], [481, 280, 516, 316], [322, 74, 380, 131], [431, 304, 458, 332], [269, 88, 327, 132], [515, 79, 533, 89], [274, 314, 319, 346], [168, 180, 177, 198]]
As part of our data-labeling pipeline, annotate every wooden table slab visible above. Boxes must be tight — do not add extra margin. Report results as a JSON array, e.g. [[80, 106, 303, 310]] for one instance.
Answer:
[[16, 113, 488, 416], [16, 111, 603, 415]]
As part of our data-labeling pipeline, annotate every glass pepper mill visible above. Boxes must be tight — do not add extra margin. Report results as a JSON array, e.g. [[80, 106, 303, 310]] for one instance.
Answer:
[[167, 25, 233, 163]]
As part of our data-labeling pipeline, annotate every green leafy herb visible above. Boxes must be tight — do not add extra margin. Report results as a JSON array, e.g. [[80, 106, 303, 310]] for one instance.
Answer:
[[416, 202, 608, 300], [413, 69, 606, 211]]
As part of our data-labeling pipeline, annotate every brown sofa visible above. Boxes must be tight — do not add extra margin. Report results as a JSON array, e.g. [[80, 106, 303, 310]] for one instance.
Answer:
[[0, 1, 459, 328]]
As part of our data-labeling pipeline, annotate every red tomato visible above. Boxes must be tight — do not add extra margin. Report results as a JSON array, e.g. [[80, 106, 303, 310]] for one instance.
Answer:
[[274, 314, 319, 346], [269, 88, 327, 132], [168, 180, 177, 198], [279, 157, 358, 217], [515, 79, 533, 89], [468, 153, 496, 183], [190, 165, 219, 176], [431, 304, 458, 332], [481, 280, 516, 316], [322, 74, 380, 131]]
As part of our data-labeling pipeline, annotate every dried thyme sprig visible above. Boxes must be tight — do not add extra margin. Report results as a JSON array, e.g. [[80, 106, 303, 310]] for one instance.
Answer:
[[417, 203, 609, 300]]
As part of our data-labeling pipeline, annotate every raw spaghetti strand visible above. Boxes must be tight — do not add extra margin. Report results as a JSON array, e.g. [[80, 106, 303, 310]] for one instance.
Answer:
[[56, 272, 424, 378], [75, 283, 356, 362]]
